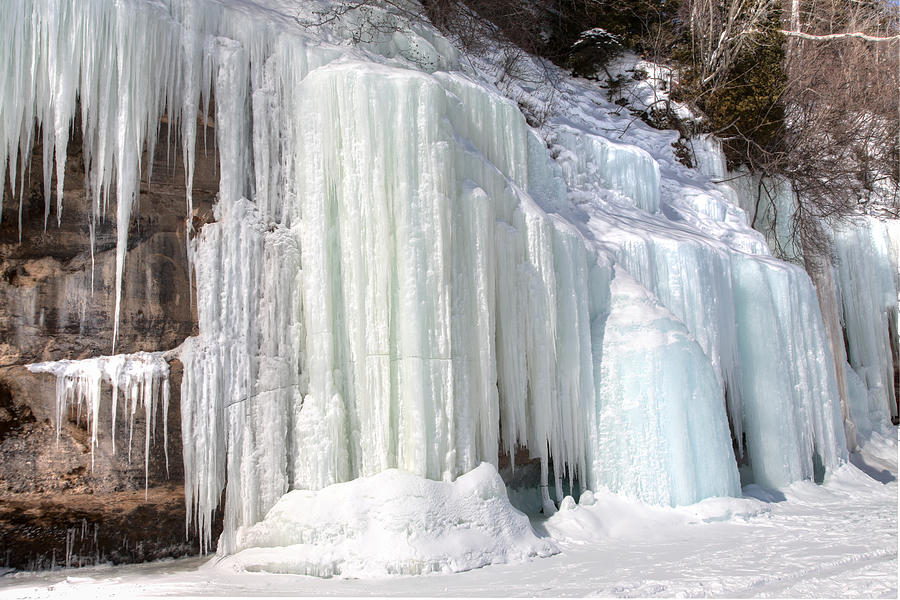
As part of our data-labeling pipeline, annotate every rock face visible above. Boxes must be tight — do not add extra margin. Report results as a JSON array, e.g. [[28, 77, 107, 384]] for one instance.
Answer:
[[0, 118, 219, 571]]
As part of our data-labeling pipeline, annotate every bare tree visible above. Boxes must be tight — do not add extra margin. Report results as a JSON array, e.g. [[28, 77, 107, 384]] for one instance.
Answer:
[[681, 0, 782, 90], [675, 0, 898, 260], [780, 0, 899, 228]]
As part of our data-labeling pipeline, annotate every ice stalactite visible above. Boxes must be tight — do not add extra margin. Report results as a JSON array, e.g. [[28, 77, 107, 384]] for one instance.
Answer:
[[581, 209, 847, 490], [610, 233, 745, 459], [27, 352, 172, 489], [0, 0, 194, 350], [0, 0, 314, 351], [569, 134, 848, 490]]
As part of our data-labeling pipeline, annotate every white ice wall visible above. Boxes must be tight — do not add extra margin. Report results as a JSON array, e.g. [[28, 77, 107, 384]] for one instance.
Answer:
[[7, 0, 853, 559], [187, 57, 611, 552], [833, 218, 900, 436]]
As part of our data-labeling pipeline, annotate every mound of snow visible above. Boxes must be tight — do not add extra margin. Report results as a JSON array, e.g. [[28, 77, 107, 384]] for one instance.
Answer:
[[212, 463, 557, 577], [545, 486, 770, 544]]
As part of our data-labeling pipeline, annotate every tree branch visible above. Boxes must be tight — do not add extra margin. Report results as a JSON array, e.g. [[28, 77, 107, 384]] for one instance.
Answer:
[[779, 30, 900, 43]]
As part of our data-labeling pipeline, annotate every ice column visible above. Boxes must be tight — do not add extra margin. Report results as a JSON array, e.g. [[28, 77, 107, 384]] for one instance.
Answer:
[[595, 272, 741, 505], [833, 218, 900, 435], [731, 254, 846, 488]]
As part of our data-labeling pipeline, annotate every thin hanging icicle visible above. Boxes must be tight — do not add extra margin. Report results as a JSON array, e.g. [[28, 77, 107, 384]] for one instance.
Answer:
[[0, 0, 190, 352], [28, 351, 172, 495]]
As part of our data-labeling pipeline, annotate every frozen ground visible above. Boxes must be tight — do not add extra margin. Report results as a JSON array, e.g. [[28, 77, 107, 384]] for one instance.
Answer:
[[1, 431, 895, 598]]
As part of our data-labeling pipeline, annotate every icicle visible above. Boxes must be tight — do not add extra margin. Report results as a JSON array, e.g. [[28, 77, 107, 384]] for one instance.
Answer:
[[833, 217, 900, 436], [28, 352, 172, 483]]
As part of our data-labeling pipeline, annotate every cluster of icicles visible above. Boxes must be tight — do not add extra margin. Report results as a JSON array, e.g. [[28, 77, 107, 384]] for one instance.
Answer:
[[27, 352, 172, 492], [5, 0, 895, 559]]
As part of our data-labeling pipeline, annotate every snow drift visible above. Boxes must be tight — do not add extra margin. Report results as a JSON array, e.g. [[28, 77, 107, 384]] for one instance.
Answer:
[[213, 463, 557, 577]]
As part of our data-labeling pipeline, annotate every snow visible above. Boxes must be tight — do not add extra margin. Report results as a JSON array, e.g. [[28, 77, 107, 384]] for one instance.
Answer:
[[604, 55, 695, 127], [3, 0, 896, 585], [0, 433, 895, 597], [213, 463, 556, 577]]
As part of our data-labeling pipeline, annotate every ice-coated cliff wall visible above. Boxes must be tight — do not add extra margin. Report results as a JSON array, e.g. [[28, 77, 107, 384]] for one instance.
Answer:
[[2, 0, 861, 560]]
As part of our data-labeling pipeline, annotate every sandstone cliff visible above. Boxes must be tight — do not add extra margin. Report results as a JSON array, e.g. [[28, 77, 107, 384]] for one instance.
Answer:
[[0, 117, 218, 571]]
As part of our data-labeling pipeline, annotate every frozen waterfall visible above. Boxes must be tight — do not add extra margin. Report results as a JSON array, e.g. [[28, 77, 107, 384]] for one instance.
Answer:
[[833, 218, 900, 436], [5, 0, 860, 561]]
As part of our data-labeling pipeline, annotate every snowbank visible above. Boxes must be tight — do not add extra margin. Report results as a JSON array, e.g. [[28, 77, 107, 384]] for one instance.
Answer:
[[211, 463, 557, 577], [544, 487, 770, 544]]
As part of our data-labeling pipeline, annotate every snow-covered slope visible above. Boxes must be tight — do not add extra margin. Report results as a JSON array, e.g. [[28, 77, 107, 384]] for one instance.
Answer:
[[5, 0, 893, 575]]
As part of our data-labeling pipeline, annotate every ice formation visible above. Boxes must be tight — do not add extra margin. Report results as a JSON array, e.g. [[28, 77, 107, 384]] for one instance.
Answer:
[[27, 352, 172, 486], [4, 0, 875, 568], [182, 57, 614, 552], [832, 218, 900, 436], [729, 162, 900, 442], [214, 463, 557, 577], [595, 273, 740, 505], [554, 126, 660, 214]]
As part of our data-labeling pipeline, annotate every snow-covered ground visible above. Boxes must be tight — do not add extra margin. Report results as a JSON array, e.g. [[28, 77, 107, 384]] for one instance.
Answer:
[[1, 432, 895, 598]]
